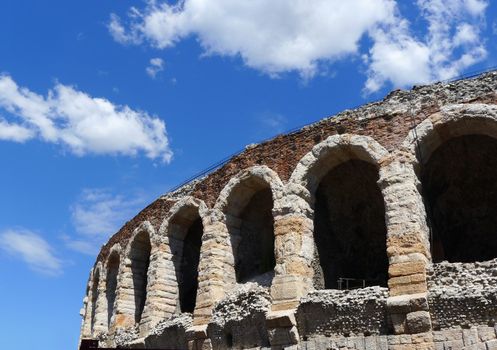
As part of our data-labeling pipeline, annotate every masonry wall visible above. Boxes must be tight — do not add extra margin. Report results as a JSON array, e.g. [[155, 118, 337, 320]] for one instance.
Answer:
[[79, 71, 497, 349]]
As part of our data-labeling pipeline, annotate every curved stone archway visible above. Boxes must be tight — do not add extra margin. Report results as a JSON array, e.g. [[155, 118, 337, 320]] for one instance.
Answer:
[[288, 134, 390, 290], [289, 134, 389, 202], [215, 166, 284, 286], [88, 262, 108, 336], [166, 198, 205, 313], [113, 223, 154, 330], [404, 104, 497, 263]]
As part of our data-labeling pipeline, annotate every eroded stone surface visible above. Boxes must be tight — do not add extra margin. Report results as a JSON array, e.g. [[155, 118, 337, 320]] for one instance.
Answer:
[[79, 71, 497, 349], [428, 259, 497, 330]]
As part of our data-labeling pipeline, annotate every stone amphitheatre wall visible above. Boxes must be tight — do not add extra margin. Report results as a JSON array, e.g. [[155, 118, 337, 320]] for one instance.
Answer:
[[80, 72, 497, 349]]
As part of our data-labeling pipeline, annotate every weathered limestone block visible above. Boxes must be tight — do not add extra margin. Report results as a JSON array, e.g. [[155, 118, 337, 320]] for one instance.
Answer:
[[207, 283, 271, 349], [297, 287, 389, 338], [486, 339, 497, 350], [428, 260, 497, 330], [406, 311, 432, 334], [266, 309, 299, 347], [144, 314, 192, 349]]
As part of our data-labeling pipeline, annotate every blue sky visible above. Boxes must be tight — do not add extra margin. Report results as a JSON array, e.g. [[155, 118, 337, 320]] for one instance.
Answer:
[[0, 1, 496, 349]]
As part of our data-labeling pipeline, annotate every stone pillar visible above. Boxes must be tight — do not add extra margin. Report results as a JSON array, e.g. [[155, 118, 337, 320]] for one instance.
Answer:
[[80, 279, 93, 339], [379, 151, 433, 335], [92, 271, 108, 336], [192, 209, 232, 326], [270, 183, 315, 311], [112, 256, 136, 330], [267, 184, 315, 347], [139, 241, 177, 335]]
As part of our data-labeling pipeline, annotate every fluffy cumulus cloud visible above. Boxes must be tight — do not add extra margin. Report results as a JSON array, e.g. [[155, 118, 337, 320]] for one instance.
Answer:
[[0, 75, 173, 162], [146, 57, 165, 78], [65, 188, 147, 255], [109, 0, 489, 91], [0, 229, 62, 276], [109, 0, 397, 78], [365, 0, 488, 92]]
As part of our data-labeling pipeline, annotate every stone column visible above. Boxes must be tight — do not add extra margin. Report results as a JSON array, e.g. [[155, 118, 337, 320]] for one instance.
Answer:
[[188, 209, 232, 350], [112, 256, 136, 331], [193, 209, 232, 326], [270, 183, 315, 310], [267, 183, 315, 347], [139, 241, 177, 335], [379, 151, 433, 335], [80, 278, 93, 339], [92, 271, 109, 336]]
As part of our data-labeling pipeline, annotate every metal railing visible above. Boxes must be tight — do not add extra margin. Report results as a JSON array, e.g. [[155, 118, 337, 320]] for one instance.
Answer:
[[166, 66, 497, 195], [337, 277, 384, 290]]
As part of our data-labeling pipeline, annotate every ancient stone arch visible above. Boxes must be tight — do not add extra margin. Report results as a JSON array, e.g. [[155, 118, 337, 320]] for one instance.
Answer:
[[288, 134, 390, 289], [289, 134, 389, 200], [165, 197, 207, 313], [113, 222, 154, 330], [403, 104, 497, 263], [214, 166, 284, 286], [88, 262, 107, 335], [79, 72, 497, 350]]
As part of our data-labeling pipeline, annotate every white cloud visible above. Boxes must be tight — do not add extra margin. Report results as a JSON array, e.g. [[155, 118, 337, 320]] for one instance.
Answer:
[[65, 188, 147, 255], [109, 0, 397, 78], [365, 0, 488, 92], [110, 0, 489, 91], [146, 57, 165, 78], [0, 118, 34, 142], [0, 229, 62, 276], [0, 75, 173, 162], [108, 13, 141, 45]]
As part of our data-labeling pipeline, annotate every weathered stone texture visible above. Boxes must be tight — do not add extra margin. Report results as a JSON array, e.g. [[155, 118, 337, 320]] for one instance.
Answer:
[[208, 283, 272, 349], [297, 287, 389, 338], [427, 259, 497, 330], [79, 71, 497, 349]]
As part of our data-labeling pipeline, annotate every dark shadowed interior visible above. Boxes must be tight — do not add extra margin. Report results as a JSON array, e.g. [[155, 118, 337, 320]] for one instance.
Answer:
[[421, 134, 497, 263], [178, 217, 203, 313], [234, 187, 275, 282], [313, 159, 388, 289], [130, 231, 151, 323], [106, 252, 120, 327]]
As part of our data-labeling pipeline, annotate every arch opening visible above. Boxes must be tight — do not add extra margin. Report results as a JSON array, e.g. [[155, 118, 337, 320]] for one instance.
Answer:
[[313, 159, 388, 289], [169, 206, 203, 314], [227, 181, 276, 284], [421, 134, 497, 263], [106, 252, 120, 327], [130, 231, 151, 323]]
